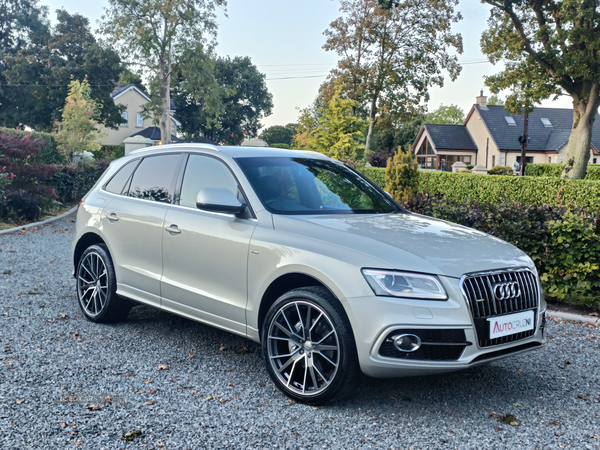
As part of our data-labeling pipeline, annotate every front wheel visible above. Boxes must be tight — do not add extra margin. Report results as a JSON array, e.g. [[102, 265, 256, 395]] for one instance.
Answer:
[[262, 287, 360, 405], [76, 244, 131, 323]]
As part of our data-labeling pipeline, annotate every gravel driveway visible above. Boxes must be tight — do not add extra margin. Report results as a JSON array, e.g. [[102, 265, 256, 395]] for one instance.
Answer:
[[0, 215, 599, 450]]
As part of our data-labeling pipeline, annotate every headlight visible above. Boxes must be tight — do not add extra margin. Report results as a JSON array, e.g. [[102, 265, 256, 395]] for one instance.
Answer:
[[362, 269, 447, 300]]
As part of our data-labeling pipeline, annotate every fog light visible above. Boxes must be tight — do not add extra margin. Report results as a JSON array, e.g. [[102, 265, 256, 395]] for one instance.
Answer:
[[392, 334, 421, 352]]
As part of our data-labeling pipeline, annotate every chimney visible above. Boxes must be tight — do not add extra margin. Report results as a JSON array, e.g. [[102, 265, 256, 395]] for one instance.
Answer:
[[476, 89, 487, 108]]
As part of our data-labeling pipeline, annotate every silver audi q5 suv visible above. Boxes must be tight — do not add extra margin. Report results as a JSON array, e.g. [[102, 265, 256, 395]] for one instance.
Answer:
[[72, 144, 546, 404]]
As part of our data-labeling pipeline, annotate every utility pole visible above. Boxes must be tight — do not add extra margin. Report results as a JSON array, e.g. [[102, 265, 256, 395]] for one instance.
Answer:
[[518, 112, 529, 176]]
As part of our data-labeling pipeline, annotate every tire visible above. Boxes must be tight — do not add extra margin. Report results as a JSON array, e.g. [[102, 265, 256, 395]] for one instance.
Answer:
[[76, 244, 131, 323], [261, 287, 360, 405]]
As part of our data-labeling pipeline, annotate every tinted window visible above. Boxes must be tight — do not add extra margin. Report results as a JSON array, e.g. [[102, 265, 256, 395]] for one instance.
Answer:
[[235, 157, 399, 215], [104, 160, 139, 195], [179, 155, 240, 208], [128, 154, 181, 203]]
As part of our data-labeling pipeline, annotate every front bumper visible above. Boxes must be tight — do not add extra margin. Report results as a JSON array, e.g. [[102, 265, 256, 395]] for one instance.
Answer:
[[345, 276, 546, 378]]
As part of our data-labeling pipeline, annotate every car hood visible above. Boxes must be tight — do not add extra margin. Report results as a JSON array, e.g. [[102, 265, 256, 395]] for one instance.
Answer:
[[272, 212, 532, 278]]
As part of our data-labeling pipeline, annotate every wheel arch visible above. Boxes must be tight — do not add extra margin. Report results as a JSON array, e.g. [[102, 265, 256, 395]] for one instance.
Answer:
[[257, 272, 351, 342], [73, 232, 107, 271]]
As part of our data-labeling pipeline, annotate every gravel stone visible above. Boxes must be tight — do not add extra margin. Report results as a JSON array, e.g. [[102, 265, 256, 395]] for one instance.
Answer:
[[0, 215, 599, 449]]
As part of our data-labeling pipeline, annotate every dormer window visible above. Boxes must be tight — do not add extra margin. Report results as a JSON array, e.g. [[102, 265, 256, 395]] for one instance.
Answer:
[[541, 117, 552, 127], [504, 116, 516, 126]]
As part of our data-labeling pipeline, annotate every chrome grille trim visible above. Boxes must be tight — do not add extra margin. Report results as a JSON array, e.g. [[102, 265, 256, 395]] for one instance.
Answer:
[[460, 268, 540, 348]]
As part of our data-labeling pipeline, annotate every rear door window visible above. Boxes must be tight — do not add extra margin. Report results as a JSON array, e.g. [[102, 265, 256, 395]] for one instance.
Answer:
[[128, 154, 182, 203], [104, 160, 139, 195]]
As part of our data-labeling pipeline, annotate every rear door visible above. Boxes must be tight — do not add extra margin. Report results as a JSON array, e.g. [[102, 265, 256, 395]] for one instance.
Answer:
[[101, 153, 183, 307], [161, 153, 257, 335]]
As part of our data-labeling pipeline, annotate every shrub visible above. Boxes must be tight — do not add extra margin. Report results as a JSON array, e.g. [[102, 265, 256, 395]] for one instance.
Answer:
[[49, 161, 109, 204], [525, 163, 600, 180], [385, 149, 419, 202], [0, 127, 65, 164], [369, 150, 394, 168], [91, 145, 125, 161], [488, 165, 514, 175], [466, 164, 474, 170], [269, 143, 290, 149], [404, 193, 600, 308], [358, 166, 386, 188]]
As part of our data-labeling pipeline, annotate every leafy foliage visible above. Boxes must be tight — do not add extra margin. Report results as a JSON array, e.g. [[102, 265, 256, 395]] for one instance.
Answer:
[[0, 130, 58, 222], [91, 145, 125, 161], [323, 0, 463, 151], [174, 55, 273, 145], [525, 163, 600, 181], [294, 85, 366, 163], [488, 165, 514, 176], [425, 104, 465, 125], [49, 161, 109, 205], [259, 124, 297, 146], [0, 128, 64, 164], [1, 9, 125, 131], [55, 78, 102, 161], [102, 0, 226, 144], [481, 0, 600, 179], [385, 149, 419, 202]]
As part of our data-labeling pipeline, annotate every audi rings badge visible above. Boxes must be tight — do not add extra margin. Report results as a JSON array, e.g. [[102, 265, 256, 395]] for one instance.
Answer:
[[493, 281, 521, 300]]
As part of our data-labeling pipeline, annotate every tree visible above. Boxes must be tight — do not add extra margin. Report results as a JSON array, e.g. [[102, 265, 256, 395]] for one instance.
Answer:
[[425, 104, 465, 125], [385, 147, 419, 203], [487, 94, 504, 106], [481, 1, 600, 179], [295, 85, 366, 163], [323, 0, 462, 153], [1, 9, 124, 131], [173, 55, 273, 145], [102, 0, 226, 144], [259, 124, 297, 146], [54, 78, 101, 161]]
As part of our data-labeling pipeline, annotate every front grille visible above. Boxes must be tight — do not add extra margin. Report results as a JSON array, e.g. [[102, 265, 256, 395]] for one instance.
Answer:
[[461, 269, 539, 347], [378, 328, 469, 361]]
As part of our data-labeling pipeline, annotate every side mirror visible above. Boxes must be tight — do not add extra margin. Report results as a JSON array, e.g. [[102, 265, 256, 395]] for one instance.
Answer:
[[196, 188, 247, 216]]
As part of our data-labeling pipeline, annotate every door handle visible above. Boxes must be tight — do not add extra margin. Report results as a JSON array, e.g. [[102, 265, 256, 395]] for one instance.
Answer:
[[107, 213, 119, 223], [165, 224, 181, 235]]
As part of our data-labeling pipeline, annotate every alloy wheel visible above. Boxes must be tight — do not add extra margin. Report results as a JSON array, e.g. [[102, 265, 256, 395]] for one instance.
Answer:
[[266, 300, 340, 397], [77, 251, 109, 317]]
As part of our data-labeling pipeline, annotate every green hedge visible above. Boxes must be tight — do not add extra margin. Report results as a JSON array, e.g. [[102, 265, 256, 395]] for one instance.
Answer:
[[418, 172, 600, 211], [358, 167, 600, 211], [358, 166, 386, 188], [92, 145, 125, 161], [269, 143, 290, 149], [0, 127, 65, 164], [525, 163, 600, 180], [49, 161, 109, 204]]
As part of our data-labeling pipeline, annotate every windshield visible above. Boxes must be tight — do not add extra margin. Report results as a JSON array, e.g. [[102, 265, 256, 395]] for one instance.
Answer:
[[235, 157, 400, 215]]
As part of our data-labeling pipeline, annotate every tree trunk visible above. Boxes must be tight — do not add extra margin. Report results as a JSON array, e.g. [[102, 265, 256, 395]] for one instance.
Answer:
[[159, 60, 171, 145], [561, 88, 600, 179], [365, 95, 378, 155]]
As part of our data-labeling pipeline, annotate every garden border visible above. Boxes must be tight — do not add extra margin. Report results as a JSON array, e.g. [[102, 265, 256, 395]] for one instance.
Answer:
[[0, 205, 77, 236]]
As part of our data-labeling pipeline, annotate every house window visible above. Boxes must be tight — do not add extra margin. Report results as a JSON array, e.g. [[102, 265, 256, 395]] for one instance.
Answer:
[[540, 118, 552, 127], [516, 156, 534, 164], [548, 156, 552, 163], [120, 111, 128, 127], [594, 158, 598, 164], [492, 155, 496, 167], [137, 112, 144, 127], [504, 116, 517, 126]]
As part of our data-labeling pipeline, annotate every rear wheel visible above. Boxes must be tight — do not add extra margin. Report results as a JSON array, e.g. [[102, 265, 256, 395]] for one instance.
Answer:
[[262, 287, 360, 405], [76, 244, 131, 323]]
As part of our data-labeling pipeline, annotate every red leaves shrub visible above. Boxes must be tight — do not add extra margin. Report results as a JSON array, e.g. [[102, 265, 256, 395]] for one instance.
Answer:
[[0, 130, 58, 222]]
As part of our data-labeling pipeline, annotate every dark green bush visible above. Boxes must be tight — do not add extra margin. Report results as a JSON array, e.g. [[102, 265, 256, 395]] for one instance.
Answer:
[[269, 143, 290, 149], [525, 163, 600, 180], [404, 193, 600, 308], [488, 165, 514, 175], [358, 166, 387, 188], [92, 145, 125, 161], [49, 161, 109, 204]]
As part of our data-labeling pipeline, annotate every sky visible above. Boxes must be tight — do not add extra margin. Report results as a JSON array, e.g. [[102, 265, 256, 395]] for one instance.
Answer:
[[40, 0, 573, 128]]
